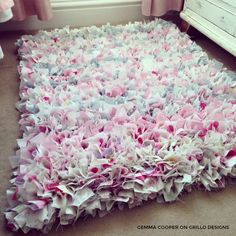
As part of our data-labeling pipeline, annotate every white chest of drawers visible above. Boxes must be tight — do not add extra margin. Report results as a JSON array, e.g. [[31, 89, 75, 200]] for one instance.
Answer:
[[180, 0, 236, 56]]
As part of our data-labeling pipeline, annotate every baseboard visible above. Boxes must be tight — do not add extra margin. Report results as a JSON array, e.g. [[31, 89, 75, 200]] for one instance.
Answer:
[[0, 0, 143, 31]]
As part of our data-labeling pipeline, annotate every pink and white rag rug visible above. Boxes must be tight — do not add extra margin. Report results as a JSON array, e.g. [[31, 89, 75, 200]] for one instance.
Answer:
[[5, 19, 236, 233]]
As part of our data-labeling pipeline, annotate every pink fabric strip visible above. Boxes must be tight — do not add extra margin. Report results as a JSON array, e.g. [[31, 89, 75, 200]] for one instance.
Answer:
[[142, 0, 184, 16], [12, 0, 53, 21]]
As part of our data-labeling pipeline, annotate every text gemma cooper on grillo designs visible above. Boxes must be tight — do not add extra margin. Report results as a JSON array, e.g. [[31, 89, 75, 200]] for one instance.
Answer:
[[137, 225, 230, 230]]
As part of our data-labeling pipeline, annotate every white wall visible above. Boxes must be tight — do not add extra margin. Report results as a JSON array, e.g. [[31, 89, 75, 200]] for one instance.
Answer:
[[0, 0, 143, 31]]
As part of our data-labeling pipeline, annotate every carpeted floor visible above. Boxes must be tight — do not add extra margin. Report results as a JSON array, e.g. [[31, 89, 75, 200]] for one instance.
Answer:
[[0, 25, 236, 236]]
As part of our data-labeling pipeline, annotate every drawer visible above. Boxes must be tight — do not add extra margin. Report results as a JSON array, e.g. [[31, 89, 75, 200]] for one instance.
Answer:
[[221, 0, 236, 8], [185, 0, 236, 37]]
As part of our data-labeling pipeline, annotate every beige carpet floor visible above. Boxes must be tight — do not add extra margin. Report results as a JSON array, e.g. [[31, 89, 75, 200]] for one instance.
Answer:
[[0, 27, 236, 236]]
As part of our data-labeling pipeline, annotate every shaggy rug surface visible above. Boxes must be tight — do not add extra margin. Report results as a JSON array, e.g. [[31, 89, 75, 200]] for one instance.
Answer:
[[5, 19, 236, 233]]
